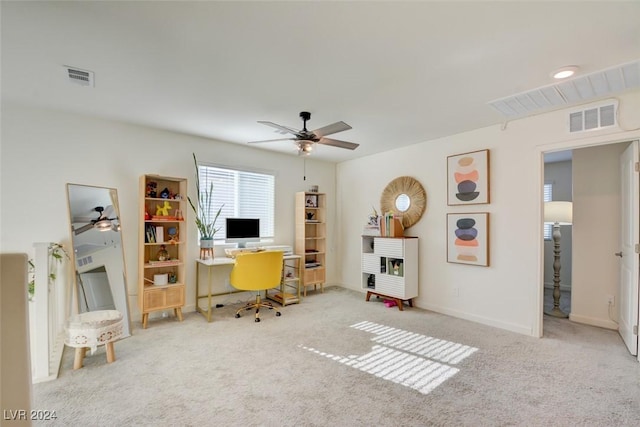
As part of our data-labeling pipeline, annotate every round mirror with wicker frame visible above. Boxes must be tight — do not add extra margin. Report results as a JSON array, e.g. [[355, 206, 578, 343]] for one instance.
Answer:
[[380, 176, 427, 229]]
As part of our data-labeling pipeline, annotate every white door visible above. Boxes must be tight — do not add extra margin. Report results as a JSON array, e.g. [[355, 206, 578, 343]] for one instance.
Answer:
[[618, 141, 639, 357], [78, 271, 115, 312]]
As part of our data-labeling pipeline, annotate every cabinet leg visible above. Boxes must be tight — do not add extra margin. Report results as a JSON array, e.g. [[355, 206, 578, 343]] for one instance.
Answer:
[[106, 342, 116, 363], [397, 299, 404, 311], [366, 291, 372, 302], [175, 307, 183, 321], [142, 313, 149, 329]]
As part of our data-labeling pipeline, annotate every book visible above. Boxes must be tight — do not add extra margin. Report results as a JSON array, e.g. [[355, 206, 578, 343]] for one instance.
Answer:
[[155, 226, 164, 243], [380, 213, 404, 237]]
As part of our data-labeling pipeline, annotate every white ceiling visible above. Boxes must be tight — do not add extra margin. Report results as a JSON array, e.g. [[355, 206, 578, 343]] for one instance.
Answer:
[[2, 1, 639, 162]]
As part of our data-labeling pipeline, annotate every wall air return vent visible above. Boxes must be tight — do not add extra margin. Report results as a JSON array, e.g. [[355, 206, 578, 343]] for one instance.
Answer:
[[488, 59, 639, 119], [568, 101, 617, 133], [65, 66, 94, 87]]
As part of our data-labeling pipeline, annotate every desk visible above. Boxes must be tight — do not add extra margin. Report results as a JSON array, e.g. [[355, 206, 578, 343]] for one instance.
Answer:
[[195, 254, 301, 322]]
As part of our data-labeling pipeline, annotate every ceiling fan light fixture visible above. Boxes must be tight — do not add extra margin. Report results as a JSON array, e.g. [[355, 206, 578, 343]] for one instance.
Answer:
[[94, 218, 113, 231], [552, 65, 579, 79]]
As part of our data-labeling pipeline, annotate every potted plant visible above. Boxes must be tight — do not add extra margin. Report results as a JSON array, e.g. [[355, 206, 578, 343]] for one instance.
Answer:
[[187, 153, 223, 259], [28, 242, 69, 301]]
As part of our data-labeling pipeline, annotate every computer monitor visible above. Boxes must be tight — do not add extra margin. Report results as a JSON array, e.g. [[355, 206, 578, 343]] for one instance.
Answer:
[[225, 218, 260, 248]]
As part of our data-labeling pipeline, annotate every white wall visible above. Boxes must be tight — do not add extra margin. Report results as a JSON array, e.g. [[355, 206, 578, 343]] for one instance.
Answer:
[[3, 92, 639, 337], [0, 103, 336, 321], [571, 143, 628, 329], [337, 92, 640, 336]]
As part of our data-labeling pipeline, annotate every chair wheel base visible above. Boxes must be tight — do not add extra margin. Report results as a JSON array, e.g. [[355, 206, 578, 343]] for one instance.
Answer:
[[255, 318, 260, 322], [235, 313, 241, 318], [276, 312, 282, 316]]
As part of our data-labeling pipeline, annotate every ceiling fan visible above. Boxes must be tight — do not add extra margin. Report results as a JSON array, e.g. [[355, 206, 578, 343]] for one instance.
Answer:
[[73, 206, 118, 235], [249, 111, 359, 155]]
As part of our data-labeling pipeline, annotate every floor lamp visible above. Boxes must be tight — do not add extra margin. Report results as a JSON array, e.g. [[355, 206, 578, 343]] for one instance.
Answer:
[[544, 201, 573, 318]]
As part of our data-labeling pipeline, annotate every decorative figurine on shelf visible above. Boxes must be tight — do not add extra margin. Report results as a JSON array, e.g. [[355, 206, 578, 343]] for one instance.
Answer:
[[175, 209, 183, 220], [305, 195, 317, 207], [391, 259, 402, 275], [156, 200, 171, 216], [144, 210, 151, 220], [157, 245, 169, 261], [160, 187, 170, 199], [168, 272, 177, 284], [167, 227, 178, 244], [306, 212, 314, 221], [368, 206, 380, 226], [146, 181, 157, 198]]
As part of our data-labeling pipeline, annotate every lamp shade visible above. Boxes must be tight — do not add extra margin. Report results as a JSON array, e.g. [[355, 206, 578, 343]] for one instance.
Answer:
[[544, 201, 573, 225]]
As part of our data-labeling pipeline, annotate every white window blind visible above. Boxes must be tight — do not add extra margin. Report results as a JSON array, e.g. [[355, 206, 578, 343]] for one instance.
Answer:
[[198, 164, 275, 240], [543, 183, 553, 240]]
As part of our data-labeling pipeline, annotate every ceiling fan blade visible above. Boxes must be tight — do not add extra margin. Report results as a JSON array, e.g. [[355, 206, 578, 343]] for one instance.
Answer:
[[318, 137, 359, 150], [73, 223, 94, 235], [103, 205, 116, 218], [248, 137, 297, 144], [312, 121, 352, 138], [257, 121, 301, 136]]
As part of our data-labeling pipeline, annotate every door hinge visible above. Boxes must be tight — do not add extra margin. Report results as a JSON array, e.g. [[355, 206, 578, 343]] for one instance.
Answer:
[[634, 325, 638, 335], [636, 244, 639, 254], [635, 162, 640, 172]]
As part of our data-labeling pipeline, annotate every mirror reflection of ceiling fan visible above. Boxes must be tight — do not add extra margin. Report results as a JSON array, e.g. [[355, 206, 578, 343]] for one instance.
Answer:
[[248, 111, 359, 155], [73, 206, 119, 235]]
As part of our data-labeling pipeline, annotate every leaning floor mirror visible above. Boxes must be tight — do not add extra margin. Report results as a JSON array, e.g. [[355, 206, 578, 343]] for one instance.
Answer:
[[66, 183, 132, 337]]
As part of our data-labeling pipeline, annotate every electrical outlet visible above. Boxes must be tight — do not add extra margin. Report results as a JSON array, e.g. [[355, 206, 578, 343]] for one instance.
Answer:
[[607, 295, 615, 306]]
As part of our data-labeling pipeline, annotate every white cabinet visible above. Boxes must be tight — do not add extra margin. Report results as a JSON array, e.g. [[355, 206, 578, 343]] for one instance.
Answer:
[[361, 236, 418, 310]]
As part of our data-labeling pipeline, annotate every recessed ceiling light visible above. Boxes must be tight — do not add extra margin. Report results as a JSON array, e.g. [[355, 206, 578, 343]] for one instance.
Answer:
[[552, 66, 579, 79]]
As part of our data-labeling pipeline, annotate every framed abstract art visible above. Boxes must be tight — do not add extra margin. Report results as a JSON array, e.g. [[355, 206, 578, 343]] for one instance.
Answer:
[[447, 149, 490, 205], [447, 212, 490, 266]]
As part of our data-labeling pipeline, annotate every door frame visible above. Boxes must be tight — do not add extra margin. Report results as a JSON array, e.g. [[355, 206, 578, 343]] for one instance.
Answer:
[[534, 133, 640, 348]]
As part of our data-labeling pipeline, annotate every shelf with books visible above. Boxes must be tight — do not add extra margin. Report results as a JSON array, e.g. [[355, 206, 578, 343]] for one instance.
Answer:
[[138, 174, 187, 328], [295, 191, 326, 296]]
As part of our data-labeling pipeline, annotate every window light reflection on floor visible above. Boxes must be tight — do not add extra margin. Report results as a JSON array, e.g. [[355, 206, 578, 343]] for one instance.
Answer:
[[301, 321, 478, 395]]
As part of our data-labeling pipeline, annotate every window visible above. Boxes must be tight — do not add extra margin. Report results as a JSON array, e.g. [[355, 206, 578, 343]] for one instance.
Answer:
[[197, 163, 275, 241], [543, 183, 553, 240]]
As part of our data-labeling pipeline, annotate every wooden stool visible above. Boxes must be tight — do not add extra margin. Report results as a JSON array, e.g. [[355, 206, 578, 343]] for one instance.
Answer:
[[64, 310, 123, 369]]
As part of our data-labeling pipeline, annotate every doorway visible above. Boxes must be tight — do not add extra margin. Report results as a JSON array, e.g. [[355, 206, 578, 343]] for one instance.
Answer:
[[540, 140, 639, 359], [543, 152, 573, 317]]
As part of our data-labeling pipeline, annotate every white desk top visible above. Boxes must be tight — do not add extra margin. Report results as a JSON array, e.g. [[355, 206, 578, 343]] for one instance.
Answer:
[[196, 253, 300, 266]]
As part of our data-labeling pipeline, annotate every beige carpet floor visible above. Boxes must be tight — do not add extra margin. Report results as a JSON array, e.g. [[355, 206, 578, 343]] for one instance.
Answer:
[[33, 286, 640, 426]]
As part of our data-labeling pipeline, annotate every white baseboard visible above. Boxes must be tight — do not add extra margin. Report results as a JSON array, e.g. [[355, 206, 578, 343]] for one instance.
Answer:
[[421, 303, 534, 336], [569, 313, 618, 330]]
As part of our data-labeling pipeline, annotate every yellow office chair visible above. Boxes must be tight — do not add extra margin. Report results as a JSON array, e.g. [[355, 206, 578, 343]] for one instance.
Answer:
[[230, 251, 284, 322]]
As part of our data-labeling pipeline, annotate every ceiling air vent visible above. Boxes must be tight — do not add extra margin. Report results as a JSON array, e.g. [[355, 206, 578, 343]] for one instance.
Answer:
[[488, 59, 639, 119], [568, 101, 617, 133], [65, 66, 94, 87]]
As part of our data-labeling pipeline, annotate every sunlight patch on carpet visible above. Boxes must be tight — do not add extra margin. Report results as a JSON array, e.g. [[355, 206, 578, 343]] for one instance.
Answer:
[[300, 321, 478, 395]]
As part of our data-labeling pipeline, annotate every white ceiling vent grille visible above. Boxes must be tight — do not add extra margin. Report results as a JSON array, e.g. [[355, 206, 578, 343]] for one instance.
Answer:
[[65, 66, 94, 87], [488, 60, 639, 119], [568, 101, 617, 133]]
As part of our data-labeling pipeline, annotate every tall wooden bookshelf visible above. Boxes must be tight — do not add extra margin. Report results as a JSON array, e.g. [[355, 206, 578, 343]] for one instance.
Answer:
[[295, 191, 326, 296], [138, 174, 187, 328]]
